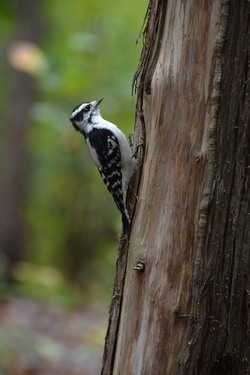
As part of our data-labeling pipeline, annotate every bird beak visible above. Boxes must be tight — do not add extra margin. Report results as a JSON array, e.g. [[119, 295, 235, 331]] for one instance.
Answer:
[[95, 98, 104, 107]]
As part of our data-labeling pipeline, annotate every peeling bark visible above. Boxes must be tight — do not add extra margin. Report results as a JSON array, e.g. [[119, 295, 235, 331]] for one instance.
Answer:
[[102, 0, 250, 374]]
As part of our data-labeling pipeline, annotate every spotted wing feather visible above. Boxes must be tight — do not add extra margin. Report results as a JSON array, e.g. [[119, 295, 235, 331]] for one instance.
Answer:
[[87, 128, 127, 221]]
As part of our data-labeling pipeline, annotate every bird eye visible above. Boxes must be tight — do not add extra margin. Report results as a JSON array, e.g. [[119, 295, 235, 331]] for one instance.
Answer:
[[84, 104, 91, 112]]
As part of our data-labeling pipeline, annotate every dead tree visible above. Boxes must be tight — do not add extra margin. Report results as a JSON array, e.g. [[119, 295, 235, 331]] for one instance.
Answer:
[[102, 0, 250, 374]]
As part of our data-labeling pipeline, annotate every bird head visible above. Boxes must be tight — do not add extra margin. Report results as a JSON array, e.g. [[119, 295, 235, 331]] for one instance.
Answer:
[[70, 98, 104, 132]]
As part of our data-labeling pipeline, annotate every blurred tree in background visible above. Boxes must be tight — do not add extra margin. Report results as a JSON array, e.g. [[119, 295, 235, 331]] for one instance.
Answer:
[[0, 0, 44, 282], [0, 0, 146, 303]]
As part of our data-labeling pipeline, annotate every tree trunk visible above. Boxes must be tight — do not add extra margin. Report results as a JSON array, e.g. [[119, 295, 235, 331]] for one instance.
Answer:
[[102, 0, 250, 374]]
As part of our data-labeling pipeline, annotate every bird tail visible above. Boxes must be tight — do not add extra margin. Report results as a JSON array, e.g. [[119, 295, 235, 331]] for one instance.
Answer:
[[114, 198, 130, 232], [112, 194, 131, 232], [122, 211, 130, 233]]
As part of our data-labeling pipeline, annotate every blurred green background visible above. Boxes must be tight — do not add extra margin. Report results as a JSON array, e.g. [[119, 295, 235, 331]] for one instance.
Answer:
[[0, 0, 146, 373]]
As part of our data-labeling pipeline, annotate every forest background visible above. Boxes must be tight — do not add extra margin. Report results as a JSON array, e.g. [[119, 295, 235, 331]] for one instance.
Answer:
[[0, 0, 146, 374]]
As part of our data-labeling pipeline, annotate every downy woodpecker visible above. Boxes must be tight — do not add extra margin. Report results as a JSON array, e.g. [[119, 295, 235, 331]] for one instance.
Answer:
[[70, 98, 135, 231]]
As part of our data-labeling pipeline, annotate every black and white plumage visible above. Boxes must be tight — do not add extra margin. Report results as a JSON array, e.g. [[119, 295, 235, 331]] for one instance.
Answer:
[[70, 98, 135, 231]]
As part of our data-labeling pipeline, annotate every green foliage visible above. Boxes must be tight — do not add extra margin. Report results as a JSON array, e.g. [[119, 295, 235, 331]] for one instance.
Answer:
[[0, 0, 147, 302]]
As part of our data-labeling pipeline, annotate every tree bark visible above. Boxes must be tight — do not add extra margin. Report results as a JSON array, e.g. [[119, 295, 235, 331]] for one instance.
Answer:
[[102, 0, 250, 374]]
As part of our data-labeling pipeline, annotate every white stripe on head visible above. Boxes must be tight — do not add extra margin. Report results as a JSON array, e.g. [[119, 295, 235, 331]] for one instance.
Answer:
[[70, 103, 88, 120]]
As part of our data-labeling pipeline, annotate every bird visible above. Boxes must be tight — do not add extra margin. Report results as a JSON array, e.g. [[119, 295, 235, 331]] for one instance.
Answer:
[[70, 98, 136, 231]]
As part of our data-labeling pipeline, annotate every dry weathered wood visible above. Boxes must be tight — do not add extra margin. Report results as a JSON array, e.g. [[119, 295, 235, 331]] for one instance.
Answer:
[[177, 1, 250, 373], [101, 235, 129, 375], [102, 0, 250, 374]]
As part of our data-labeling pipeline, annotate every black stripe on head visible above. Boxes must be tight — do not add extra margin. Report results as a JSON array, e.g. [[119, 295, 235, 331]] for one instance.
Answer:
[[70, 102, 92, 122], [70, 103, 96, 134], [71, 102, 91, 114]]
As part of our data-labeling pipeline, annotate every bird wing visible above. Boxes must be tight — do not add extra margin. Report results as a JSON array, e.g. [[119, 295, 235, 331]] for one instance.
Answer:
[[87, 128, 125, 213]]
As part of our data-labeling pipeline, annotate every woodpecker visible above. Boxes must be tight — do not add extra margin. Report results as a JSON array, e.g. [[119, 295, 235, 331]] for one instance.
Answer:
[[70, 98, 135, 231]]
